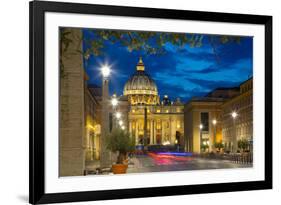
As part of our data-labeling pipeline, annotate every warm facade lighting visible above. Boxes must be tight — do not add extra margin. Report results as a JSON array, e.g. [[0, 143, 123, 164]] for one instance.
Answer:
[[199, 124, 203, 130], [212, 119, 217, 125], [162, 140, 170, 145]]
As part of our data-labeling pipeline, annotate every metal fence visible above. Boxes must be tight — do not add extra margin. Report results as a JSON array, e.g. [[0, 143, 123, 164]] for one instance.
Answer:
[[198, 153, 253, 164]]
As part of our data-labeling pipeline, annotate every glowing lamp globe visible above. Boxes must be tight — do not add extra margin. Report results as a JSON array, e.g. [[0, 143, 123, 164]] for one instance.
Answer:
[[116, 112, 121, 119], [111, 98, 118, 107], [232, 111, 237, 119], [101, 65, 110, 78]]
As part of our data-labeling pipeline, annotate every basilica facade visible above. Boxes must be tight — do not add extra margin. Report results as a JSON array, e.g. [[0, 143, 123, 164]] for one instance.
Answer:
[[120, 57, 185, 146]]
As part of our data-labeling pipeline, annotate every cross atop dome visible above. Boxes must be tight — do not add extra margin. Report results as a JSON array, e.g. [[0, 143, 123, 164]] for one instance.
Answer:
[[136, 56, 145, 71]]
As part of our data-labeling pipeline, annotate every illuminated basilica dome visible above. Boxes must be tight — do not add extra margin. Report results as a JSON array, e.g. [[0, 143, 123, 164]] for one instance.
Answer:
[[123, 57, 160, 105]]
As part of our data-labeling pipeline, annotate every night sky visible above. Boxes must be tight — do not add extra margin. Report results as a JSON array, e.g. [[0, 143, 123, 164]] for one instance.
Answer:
[[83, 29, 253, 103]]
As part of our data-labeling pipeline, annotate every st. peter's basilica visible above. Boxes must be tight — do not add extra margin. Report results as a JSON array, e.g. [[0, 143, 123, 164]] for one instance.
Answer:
[[116, 57, 185, 147]]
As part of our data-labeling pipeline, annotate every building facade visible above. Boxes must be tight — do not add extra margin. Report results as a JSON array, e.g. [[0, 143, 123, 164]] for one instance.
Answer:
[[184, 79, 253, 154], [221, 78, 253, 153], [184, 98, 224, 153], [115, 58, 184, 146], [84, 84, 102, 162]]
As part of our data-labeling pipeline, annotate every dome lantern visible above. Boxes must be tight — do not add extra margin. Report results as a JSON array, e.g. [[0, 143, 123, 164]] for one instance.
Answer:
[[136, 56, 145, 71]]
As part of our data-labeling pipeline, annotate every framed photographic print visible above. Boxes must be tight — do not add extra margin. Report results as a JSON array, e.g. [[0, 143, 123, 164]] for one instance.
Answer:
[[29, 0, 272, 204]]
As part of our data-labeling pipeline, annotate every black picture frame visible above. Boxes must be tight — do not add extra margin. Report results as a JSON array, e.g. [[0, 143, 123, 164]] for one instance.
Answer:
[[29, 1, 272, 204]]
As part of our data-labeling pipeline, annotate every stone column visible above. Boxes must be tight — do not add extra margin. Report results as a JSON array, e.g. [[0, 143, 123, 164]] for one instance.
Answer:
[[233, 119, 237, 153], [161, 120, 165, 143], [150, 120, 153, 144], [153, 120, 157, 144], [135, 121, 139, 144], [59, 28, 85, 176], [170, 118, 173, 143], [129, 121, 132, 136], [144, 107, 148, 146], [171, 120, 176, 144], [100, 76, 110, 168]]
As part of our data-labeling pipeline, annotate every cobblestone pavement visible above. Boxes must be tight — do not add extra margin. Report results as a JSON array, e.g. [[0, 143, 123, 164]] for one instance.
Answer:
[[127, 154, 252, 173]]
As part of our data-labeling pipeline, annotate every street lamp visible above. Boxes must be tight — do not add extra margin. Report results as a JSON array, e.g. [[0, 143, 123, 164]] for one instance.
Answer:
[[111, 97, 118, 107], [232, 111, 238, 153], [101, 64, 111, 78], [100, 63, 111, 168], [119, 120, 123, 126], [199, 124, 203, 153], [212, 119, 217, 151], [111, 95, 118, 129], [121, 125, 125, 130], [231, 111, 237, 119], [116, 112, 121, 119]]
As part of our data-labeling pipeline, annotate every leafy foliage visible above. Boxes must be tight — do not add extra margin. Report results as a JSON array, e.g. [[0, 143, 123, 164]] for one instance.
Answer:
[[107, 128, 135, 154], [238, 138, 249, 152], [83, 29, 241, 59], [201, 143, 209, 152], [60, 28, 243, 76], [214, 141, 224, 151]]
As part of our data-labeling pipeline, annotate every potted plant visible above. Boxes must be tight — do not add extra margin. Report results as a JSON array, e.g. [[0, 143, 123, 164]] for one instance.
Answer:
[[201, 144, 209, 153], [238, 138, 249, 153], [107, 128, 135, 174], [214, 141, 224, 153]]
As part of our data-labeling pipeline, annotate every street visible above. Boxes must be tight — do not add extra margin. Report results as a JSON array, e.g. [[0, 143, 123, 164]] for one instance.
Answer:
[[127, 152, 252, 173]]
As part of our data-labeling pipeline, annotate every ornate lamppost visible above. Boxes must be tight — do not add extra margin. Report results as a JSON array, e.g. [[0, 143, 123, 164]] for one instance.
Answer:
[[100, 64, 111, 169], [232, 111, 238, 153], [212, 119, 217, 152], [111, 94, 118, 129], [199, 124, 203, 153]]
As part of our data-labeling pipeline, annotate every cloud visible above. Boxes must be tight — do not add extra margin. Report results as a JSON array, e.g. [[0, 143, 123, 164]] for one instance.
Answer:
[[185, 78, 240, 90], [82, 29, 253, 102]]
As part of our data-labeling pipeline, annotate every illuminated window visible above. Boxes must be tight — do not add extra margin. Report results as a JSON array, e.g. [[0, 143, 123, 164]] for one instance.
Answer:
[[157, 109, 160, 113]]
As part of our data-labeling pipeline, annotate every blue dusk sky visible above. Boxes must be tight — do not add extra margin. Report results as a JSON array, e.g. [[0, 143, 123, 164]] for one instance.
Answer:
[[82, 29, 253, 103]]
